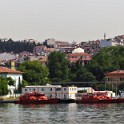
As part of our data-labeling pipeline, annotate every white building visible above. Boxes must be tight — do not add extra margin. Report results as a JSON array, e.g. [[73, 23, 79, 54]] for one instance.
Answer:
[[22, 84, 77, 100], [100, 39, 122, 48], [72, 47, 84, 53], [0, 66, 23, 90]]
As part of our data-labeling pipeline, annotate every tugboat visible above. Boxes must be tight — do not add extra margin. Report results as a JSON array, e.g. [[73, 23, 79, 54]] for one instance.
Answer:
[[16, 92, 60, 104], [76, 92, 124, 104]]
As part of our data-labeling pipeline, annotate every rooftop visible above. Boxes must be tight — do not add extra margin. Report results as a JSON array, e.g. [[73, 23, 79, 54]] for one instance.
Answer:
[[105, 70, 124, 76], [0, 67, 23, 74]]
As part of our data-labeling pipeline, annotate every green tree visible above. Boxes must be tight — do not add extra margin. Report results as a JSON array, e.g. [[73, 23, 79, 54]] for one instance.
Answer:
[[48, 51, 70, 82], [7, 77, 15, 86], [75, 67, 95, 82], [0, 77, 8, 95], [17, 80, 28, 93], [87, 46, 124, 81], [18, 60, 49, 85]]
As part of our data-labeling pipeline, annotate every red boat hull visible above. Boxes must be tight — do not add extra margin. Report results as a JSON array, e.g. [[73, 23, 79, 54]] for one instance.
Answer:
[[76, 98, 124, 104], [16, 98, 59, 104]]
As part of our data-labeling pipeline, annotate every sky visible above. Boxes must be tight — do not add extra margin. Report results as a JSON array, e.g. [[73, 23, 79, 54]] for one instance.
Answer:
[[0, 0, 124, 42]]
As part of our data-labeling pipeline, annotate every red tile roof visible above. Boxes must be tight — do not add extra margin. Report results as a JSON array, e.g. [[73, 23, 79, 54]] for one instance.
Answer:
[[105, 70, 124, 76], [0, 67, 23, 74]]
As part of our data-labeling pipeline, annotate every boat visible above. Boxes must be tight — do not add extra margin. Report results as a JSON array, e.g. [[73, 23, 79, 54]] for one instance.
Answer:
[[76, 92, 124, 104], [16, 92, 60, 104]]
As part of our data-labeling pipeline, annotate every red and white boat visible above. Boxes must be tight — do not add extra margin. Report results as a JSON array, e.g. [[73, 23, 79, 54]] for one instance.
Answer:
[[16, 92, 60, 104], [76, 92, 124, 104]]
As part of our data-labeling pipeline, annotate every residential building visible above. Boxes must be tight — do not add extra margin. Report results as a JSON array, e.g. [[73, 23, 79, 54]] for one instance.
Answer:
[[0, 66, 23, 96], [33, 46, 55, 55], [105, 70, 124, 84], [0, 52, 16, 61], [80, 40, 100, 55], [43, 38, 56, 47], [0, 66, 23, 88], [39, 56, 48, 66], [55, 41, 70, 48], [67, 52, 92, 65], [59, 47, 75, 54]]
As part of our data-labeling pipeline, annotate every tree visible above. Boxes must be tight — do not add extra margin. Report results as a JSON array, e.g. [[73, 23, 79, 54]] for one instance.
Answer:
[[18, 60, 49, 85], [87, 46, 124, 81], [7, 77, 15, 86], [48, 51, 70, 82], [18, 80, 28, 93], [75, 67, 95, 82], [0, 77, 8, 95]]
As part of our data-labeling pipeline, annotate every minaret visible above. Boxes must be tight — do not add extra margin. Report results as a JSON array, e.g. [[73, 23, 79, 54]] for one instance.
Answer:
[[104, 33, 106, 40]]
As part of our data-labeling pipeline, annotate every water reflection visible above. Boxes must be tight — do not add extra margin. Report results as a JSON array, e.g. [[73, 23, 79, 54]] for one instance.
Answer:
[[0, 103, 124, 124]]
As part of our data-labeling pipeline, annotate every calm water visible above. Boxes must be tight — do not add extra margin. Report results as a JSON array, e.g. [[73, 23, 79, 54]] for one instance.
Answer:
[[0, 103, 124, 124]]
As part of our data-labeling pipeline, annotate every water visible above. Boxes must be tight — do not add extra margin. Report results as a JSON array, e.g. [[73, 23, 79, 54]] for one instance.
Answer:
[[0, 103, 124, 124]]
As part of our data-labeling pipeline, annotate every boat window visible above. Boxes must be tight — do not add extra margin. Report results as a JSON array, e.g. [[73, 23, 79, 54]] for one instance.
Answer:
[[25, 89, 27, 91], [50, 88, 52, 91]]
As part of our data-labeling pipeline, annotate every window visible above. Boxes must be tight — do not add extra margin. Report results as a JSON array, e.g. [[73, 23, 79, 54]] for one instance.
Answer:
[[56, 88, 61, 91], [25, 89, 27, 91], [64, 88, 66, 91], [50, 88, 52, 91], [78, 56, 80, 59], [41, 88, 44, 91]]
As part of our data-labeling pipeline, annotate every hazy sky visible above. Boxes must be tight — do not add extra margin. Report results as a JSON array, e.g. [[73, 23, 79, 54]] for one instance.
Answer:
[[0, 0, 124, 42]]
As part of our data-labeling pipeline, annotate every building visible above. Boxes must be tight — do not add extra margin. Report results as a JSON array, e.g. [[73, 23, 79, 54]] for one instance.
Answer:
[[80, 40, 100, 55], [0, 66, 23, 89], [72, 47, 84, 53], [44, 38, 56, 47], [33, 46, 55, 55], [22, 84, 77, 100], [67, 47, 92, 65], [55, 41, 70, 48], [39, 56, 48, 66], [67, 53, 92, 65], [100, 39, 116, 47], [59, 47, 75, 54], [100, 37, 124, 48], [105, 70, 124, 84]]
